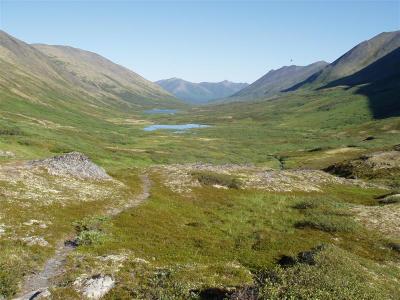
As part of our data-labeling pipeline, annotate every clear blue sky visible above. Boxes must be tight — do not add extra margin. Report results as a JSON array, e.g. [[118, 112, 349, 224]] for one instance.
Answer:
[[1, 0, 399, 83]]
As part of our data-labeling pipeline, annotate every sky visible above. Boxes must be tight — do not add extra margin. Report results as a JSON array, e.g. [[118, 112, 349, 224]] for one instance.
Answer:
[[0, 1, 399, 83]]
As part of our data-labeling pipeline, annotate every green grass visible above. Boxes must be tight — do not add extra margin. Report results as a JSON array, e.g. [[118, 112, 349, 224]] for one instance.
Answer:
[[47, 175, 399, 298], [1, 84, 399, 170], [1, 80, 400, 298], [259, 245, 399, 299]]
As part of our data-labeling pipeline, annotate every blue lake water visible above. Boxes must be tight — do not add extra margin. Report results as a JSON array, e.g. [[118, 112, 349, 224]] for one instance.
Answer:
[[144, 109, 179, 114], [143, 124, 210, 132]]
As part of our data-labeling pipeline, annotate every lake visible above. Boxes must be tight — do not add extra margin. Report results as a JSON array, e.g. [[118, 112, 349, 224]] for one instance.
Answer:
[[143, 124, 210, 132], [144, 109, 179, 114]]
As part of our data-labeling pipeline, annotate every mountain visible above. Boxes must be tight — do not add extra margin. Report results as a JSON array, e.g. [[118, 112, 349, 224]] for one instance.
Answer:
[[0, 30, 178, 110], [33, 44, 175, 105], [231, 61, 328, 100], [323, 47, 400, 88], [155, 78, 248, 104], [289, 31, 400, 90]]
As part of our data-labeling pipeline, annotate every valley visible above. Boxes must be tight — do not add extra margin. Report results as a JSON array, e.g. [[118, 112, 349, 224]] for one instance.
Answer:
[[0, 27, 399, 300]]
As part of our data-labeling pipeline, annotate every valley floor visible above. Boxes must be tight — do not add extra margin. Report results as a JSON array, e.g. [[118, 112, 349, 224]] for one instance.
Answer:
[[0, 86, 400, 299], [0, 153, 399, 299]]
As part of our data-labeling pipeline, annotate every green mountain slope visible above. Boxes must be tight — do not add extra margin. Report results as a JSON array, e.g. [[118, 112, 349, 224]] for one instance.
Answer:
[[33, 44, 176, 106], [323, 48, 400, 119], [230, 61, 328, 100], [156, 78, 248, 104], [323, 47, 400, 88], [0, 30, 179, 110], [289, 31, 400, 90], [0, 30, 183, 165]]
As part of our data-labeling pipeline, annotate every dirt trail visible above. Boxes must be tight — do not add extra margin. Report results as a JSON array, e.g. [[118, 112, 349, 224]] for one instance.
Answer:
[[15, 173, 151, 300]]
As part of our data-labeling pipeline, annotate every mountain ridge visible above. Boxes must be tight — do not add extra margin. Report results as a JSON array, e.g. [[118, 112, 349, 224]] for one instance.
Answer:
[[290, 30, 400, 90], [156, 78, 248, 104], [230, 61, 329, 100], [0, 30, 179, 111]]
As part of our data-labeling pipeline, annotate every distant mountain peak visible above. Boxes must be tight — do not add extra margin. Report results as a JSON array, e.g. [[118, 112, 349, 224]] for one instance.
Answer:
[[156, 78, 248, 104]]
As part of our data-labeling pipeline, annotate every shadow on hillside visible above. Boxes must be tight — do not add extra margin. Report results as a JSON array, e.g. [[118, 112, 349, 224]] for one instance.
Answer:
[[356, 79, 400, 119], [281, 71, 322, 92], [321, 48, 400, 119]]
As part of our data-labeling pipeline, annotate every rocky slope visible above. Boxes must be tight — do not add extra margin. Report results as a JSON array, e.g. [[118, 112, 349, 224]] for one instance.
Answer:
[[324, 149, 400, 187]]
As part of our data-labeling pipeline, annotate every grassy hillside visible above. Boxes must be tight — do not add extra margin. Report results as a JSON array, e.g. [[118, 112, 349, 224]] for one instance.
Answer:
[[291, 30, 400, 90], [232, 61, 328, 100], [0, 30, 181, 111], [34, 44, 176, 105], [0, 30, 399, 300]]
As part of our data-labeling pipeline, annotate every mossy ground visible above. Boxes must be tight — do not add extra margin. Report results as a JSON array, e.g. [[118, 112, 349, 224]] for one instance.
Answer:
[[50, 175, 399, 299], [0, 85, 399, 298]]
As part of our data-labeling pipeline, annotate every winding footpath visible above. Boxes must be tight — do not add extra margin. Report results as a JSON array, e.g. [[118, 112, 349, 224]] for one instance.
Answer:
[[15, 173, 151, 300]]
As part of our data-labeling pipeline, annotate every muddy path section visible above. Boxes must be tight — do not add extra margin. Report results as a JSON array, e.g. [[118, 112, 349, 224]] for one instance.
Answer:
[[15, 173, 151, 300]]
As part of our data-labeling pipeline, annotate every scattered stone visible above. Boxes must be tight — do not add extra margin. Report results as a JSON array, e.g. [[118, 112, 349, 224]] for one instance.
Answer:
[[74, 274, 115, 300], [0, 155, 125, 205], [213, 184, 229, 189], [97, 254, 127, 270], [29, 152, 111, 180], [97, 254, 127, 263], [0, 224, 6, 236], [23, 219, 48, 228], [0, 150, 15, 157], [132, 257, 150, 264], [21, 236, 49, 247], [156, 164, 375, 194], [352, 204, 400, 239]]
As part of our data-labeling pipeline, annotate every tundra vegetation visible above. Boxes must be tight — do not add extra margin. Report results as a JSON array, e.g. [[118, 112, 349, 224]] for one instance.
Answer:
[[0, 30, 399, 299]]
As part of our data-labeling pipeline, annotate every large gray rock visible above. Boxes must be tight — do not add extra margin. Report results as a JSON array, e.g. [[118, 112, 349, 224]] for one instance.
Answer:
[[29, 152, 111, 180], [74, 274, 115, 300]]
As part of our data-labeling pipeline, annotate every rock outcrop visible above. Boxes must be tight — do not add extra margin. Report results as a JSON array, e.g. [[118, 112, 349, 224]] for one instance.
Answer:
[[29, 152, 111, 180], [74, 274, 115, 300], [324, 151, 400, 183]]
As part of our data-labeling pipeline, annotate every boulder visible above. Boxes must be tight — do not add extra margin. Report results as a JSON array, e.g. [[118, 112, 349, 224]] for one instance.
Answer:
[[29, 152, 111, 180], [74, 274, 115, 300]]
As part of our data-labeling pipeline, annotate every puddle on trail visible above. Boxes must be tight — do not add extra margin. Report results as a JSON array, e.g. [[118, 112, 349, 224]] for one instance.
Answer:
[[143, 124, 210, 132]]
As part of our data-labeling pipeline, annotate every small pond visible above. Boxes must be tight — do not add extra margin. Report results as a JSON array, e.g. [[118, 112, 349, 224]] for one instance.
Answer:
[[143, 124, 210, 132], [144, 109, 179, 114]]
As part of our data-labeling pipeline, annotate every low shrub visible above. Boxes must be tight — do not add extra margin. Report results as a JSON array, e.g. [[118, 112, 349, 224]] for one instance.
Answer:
[[292, 200, 318, 210], [295, 214, 355, 233], [0, 127, 22, 136], [76, 230, 107, 246], [0, 268, 19, 299], [259, 245, 394, 299], [73, 215, 109, 246], [191, 171, 242, 189], [73, 215, 109, 233]]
